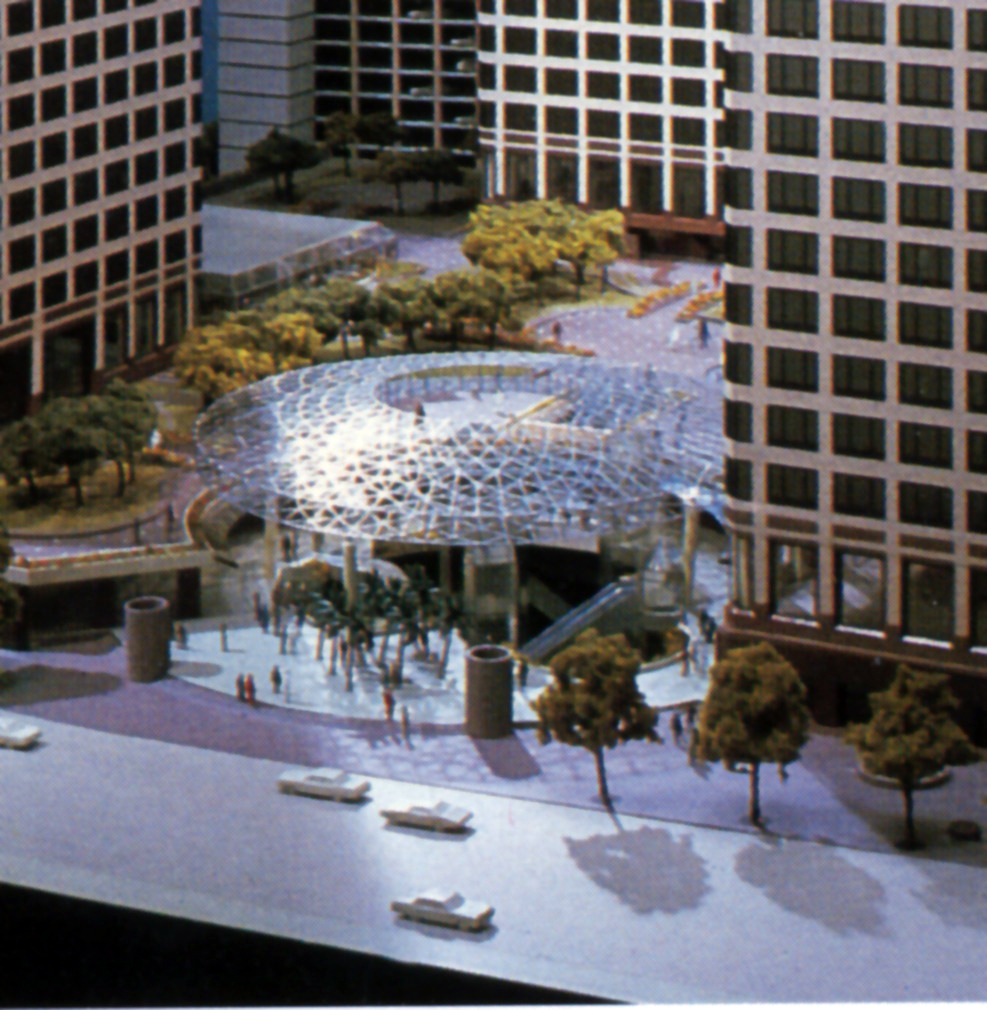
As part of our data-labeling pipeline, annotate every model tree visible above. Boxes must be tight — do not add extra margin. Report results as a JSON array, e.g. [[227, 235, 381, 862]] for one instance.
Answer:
[[362, 151, 420, 216], [845, 665, 980, 850], [0, 521, 20, 648], [0, 416, 59, 505], [415, 149, 465, 206], [461, 202, 559, 286], [376, 277, 438, 351], [92, 381, 157, 494], [698, 640, 811, 826], [246, 128, 320, 203], [533, 629, 659, 808], [354, 111, 403, 155], [322, 111, 359, 177], [552, 204, 624, 300]]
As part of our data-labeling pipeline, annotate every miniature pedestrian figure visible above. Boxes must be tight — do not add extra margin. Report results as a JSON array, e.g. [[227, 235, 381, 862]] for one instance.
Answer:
[[670, 711, 684, 746], [244, 673, 256, 706], [712, 266, 721, 288], [279, 624, 289, 656], [270, 665, 282, 694], [400, 704, 411, 742], [383, 687, 396, 721], [704, 617, 717, 644], [551, 320, 563, 343], [174, 623, 188, 649], [220, 622, 228, 652], [698, 319, 710, 349], [257, 601, 270, 634], [235, 673, 245, 702], [413, 400, 426, 424]]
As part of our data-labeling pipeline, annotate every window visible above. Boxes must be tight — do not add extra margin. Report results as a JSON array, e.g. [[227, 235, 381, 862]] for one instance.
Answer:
[[833, 295, 885, 340], [724, 400, 752, 442], [545, 107, 577, 135], [725, 226, 752, 267], [725, 459, 753, 501], [899, 243, 953, 289], [836, 552, 886, 630], [899, 4, 952, 48], [8, 95, 35, 131], [73, 125, 98, 161], [725, 109, 753, 150], [164, 54, 185, 88], [137, 221, 159, 258], [767, 347, 818, 390], [164, 142, 187, 175], [8, 142, 35, 179], [671, 1, 704, 27], [724, 168, 753, 209], [73, 78, 98, 113], [105, 251, 129, 285], [164, 99, 187, 132], [770, 541, 819, 619], [134, 16, 158, 51], [505, 66, 536, 92], [544, 69, 576, 97], [73, 170, 98, 204], [163, 10, 185, 42], [833, 236, 886, 281], [970, 69, 987, 111], [587, 0, 618, 19], [504, 104, 536, 132], [832, 178, 885, 222], [969, 371, 987, 413], [73, 215, 98, 250], [969, 191, 987, 233], [767, 171, 818, 216], [45, 276, 71, 313], [7, 48, 34, 84], [587, 72, 619, 100], [135, 62, 158, 95], [971, 491, 987, 533], [767, 405, 818, 450], [629, 0, 661, 23], [901, 486, 953, 530], [42, 179, 67, 215], [41, 0, 67, 25], [833, 414, 885, 458], [587, 110, 619, 138], [135, 106, 159, 139], [833, 355, 885, 399], [41, 133, 67, 169], [104, 115, 129, 149], [899, 184, 952, 228], [832, 59, 884, 102], [104, 206, 130, 241], [586, 33, 619, 61], [8, 237, 37, 273], [899, 362, 952, 407], [6, 1, 33, 33], [899, 123, 952, 166], [767, 0, 818, 38], [971, 10, 987, 51], [833, 474, 886, 519], [41, 86, 67, 122], [899, 65, 952, 107], [73, 32, 98, 66], [898, 302, 952, 347], [165, 233, 187, 267], [630, 75, 662, 102], [970, 310, 987, 353], [970, 250, 987, 293], [767, 113, 818, 156], [104, 159, 129, 195], [970, 568, 987, 646], [104, 24, 128, 58], [767, 288, 818, 333], [9, 284, 36, 321], [42, 226, 68, 263], [42, 40, 67, 74], [725, 51, 752, 91], [104, 69, 129, 104], [903, 559, 955, 641], [8, 190, 36, 226], [75, 261, 99, 297], [671, 79, 705, 106], [164, 186, 186, 220], [628, 37, 662, 63], [767, 55, 818, 97], [629, 115, 662, 143], [506, 0, 536, 13], [832, 118, 884, 162], [968, 431, 987, 473], [724, 341, 752, 383], [899, 421, 952, 467], [135, 151, 159, 185], [725, 283, 752, 325], [545, 30, 576, 57], [730, 532, 754, 610], [73, 0, 97, 18], [766, 465, 818, 510], [672, 39, 705, 67]]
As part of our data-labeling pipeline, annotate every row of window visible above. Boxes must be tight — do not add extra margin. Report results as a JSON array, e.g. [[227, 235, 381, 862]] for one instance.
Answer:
[[752, 0, 987, 51], [6, 141, 196, 227], [728, 231, 982, 288], [726, 113, 987, 171], [487, 97, 714, 138], [5, 0, 178, 33], [4, 227, 200, 322], [321, 0, 474, 20], [479, 26, 715, 65], [5, 13, 196, 85], [478, 0, 711, 27], [5, 187, 196, 275], [484, 65, 714, 105], [725, 341, 987, 409], [5, 62, 198, 134], [726, 459, 987, 531], [727, 402, 987, 470]]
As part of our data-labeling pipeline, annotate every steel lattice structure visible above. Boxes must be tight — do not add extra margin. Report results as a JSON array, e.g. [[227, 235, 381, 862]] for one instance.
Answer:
[[195, 352, 722, 546]]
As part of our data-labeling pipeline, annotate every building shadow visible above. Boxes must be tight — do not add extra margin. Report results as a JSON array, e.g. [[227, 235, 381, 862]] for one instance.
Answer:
[[0, 664, 120, 705], [564, 825, 711, 914], [470, 733, 541, 780], [734, 837, 889, 936]]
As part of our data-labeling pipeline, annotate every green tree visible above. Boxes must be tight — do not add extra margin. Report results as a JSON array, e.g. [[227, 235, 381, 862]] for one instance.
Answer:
[[376, 277, 438, 351], [246, 128, 320, 203], [431, 269, 520, 349], [552, 204, 623, 300], [174, 310, 322, 403], [461, 202, 559, 286], [362, 151, 420, 216], [698, 641, 811, 826], [265, 287, 342, 342], [845, 665, 980, 850], [415, 149, 465, 206], [322, 111, 359, 177], [0, 417, 60, 505], [93, 381, 157, 494], [0, 520, 21, 647], [355, 111, 402, 154], [39, 398, 107, 507], [533, 629, 659, 808]]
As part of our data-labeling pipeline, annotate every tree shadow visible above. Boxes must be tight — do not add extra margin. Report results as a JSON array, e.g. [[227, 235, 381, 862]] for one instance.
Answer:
[[0, 665, 121, 705], [735, 837, 889, 936], [564, 825, 711, 914], [471, 734, 541, 780]]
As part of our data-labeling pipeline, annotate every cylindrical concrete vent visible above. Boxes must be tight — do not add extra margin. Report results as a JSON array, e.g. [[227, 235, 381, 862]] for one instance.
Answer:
[[125, 596, 171, 682], [464, 644, 513, 739]]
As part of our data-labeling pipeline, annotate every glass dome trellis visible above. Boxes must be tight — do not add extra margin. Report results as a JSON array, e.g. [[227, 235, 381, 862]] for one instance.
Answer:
[[194, 351, 723, 547]]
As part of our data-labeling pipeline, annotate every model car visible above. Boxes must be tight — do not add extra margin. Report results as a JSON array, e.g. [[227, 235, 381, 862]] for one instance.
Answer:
[[380, 800, 473, 832], [276, 767, 370, 801], [390, 889, 494, 931], [0, 717, 41, 750]]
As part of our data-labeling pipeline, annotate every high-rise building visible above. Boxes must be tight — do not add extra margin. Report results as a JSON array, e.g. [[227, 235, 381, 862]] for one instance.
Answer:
[[476, 0, 726, 257], [719, 0, 987, 738], [0, 0, 203, 420], [314, 0, 477, 155]]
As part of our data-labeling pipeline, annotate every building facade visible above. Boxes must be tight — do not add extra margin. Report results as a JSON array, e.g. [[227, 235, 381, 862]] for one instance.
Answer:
[[0, 0, 202, 420], [314, 0, 477, 155], [476, 0, 727, 256], [719, 0, 987, 738]]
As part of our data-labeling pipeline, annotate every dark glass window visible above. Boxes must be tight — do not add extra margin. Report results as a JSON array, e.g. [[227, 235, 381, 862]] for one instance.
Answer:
[[134, 16, 158, 50], [725, 284, 752, 325], [504, 27, 535, 53], [899, 64, 952, 107], [164, 98, 187, 131], [899, 183, 952, 228], [767, 54, 819, 97], [833, 355, 885, 399], [725, 109, 753, 150], [969, 432, 987, 473], [73, 170, 98, 204], [42, 40, 67, 74], [721, 0, 751, 32], [833, 474, 885, 518], [42, 226, 68, 263], [6, 1, 34, 34], [104, 69, 129, 104], [105, 251, 129, 284], [672, 117, 705, 145], [73, 124, 98, 158], [73, 32, 98, 66], [833, 414, 885, 459], [164, 186, 187, 220], [72, 0, 97, 19], [74, 261, 99, 296], [725, 51, 752, 91], [163, 10, 185, 42], [725, 459, 753, 500], [724, 400, 753, 442], [899, 4, 952, 48], [135, 196, 158, 230], [73, 215, 99, 250], [766, 464, 818, 510], [164, 142, 187, 175], [41, 86, 67, 122], [725, 226, 752, 268], [767, 405, 818, 450], [7, 95, 35, 131], [9, 189, 36, 226], [135, 240, 159, 275], [832, 177, 885, 221], [970, 250, 987, 293], [8, 237, 37, 273], [672, 39, 705, 67], [833, 295, 885, 340], [898, 302, 952, 347], [135, 106, 158, 139], [587, 72, 619, 100], [163, 54, 185, 87], [968, 372, 987, 413], [104, 205, 130, 241], [504, 104, 536, 131], [971, 10, 987, 51], [900, 484, 952, 529], [135, 151, 159, 185], [73, 78, 98, 113], [544, 29, 576, 57], [767, 347, 818, 390], [9, 284, 36, 321], [104, 114, 129, 149], [832, 118, 884, 161], [832, 1, 884, 43], [629, 36, 662, 63], [899, 242, 953, 289], [8, 142, 35, 179], [7, 48, 34, 84], [629, 75, 662, 102], [767, 0, 818, 37], [899, 362, 952, 407], [832, 59, 884, 102], [505, 66, 536, 92], [724, 168, 753, 209], [899, 123, 952, 167], [42, 179, 68, 215], [545, 107, 577, 135], [767, 113, 818, 156], [104, 24, 128, 58], [545, 69, 577, 95], [41, 0, 67, 26], [671, 0, 704, 27], [586, 33, 619, 60], [672, 78, 706, 106], [899, 422, 952, 468], [724, 342, 752, 383], [629, 0, 661, 23], [833, 236, 886, 281], [104, 159, 129, 194], [629, 114, 662, 142], [587, 110, 619, 138], [969, 191, 987, 232], [41, 133, 67, 168], [135, 61, 158, 94], [969, 310, 987, 352], [768, 230, 818, 274], [969, 70, 987, 112]]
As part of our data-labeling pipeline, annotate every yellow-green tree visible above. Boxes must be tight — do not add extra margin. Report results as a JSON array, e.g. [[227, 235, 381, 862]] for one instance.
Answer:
[[533, 629, 659, 808], [174, 310, 322, 403], [376, 277, 438, 351], [846, 665, 980, 850]]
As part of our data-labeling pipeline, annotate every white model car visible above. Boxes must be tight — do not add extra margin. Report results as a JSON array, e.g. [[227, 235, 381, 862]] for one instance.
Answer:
[[0, 717, 41, 750], [380, 800, 473, 832], [391, 889, 494, 931], [276, 767, 370, 802]]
